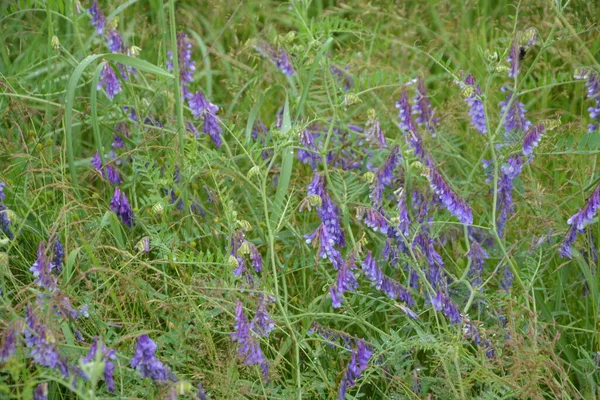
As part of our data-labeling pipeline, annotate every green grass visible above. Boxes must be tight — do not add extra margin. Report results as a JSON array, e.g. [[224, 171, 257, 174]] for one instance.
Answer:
[[1, 0, 600, 399]]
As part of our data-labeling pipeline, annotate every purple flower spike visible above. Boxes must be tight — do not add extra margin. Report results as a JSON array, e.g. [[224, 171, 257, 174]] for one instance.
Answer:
[[361, 251, 415, 306], [33, 383, 48, 400], [307, 172, 345, 249], [24, 307, 60, 369], [231, 300, 269, 379], [501, 264, 514, 291], [110, 188, 135, 227], [468, 240, 488, 288], [463, 74, 487, 134], [497, 154, 524, 236], [522, 123, 546, 156], [188, 91, 222, 148], [426, 165, 473, 225], [370, 146, 401, 207], [0, 325, 18, 362], [251, 294, 274, 337], [107, 29, 125, 53], [357, 207, 389, 234], [507, 39, 521, 78], [298, 129, 321, 168], [88, 0, 106, 35], [30, 242, 58, 292], [130, 335, 172, 381], [330, 255, 359, 308], [499, 89, 531, 143], [98, 64, 121, 100], [167, 32, 196, 99], [576, 70, 600, 133], [560, 182, 600, 258], [330, 65, 354, 91], [52, 238, 64, 274], [83, 337, 117, 392], [365, 112, 388, 149], [413, 77, 439, 136], [339, 339, 372, 398], [255, 41, 295, 76]]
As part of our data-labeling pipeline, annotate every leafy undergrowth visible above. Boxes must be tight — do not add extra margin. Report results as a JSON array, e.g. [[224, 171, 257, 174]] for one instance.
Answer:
[[1, 0, 600, 399]]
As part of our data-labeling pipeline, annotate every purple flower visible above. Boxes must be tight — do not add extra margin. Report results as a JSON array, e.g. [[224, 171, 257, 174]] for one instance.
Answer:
[[339, 339, 372, 398], [0, 182, 6, 201], [435, 291, 461, 324], [110, 188, 135, 227], [307, 172, 345, 249], [397, 189, 411, 237], [82, 337, 117, 392], [330, 64, 354, 91], [305, 224, 344, 270], [522, 123, 545, 157], [98, 64, 121, 100], [167, 32, 196, 98], [0, 204, 14, 240], [24, 306, 60, 368], [298, 129, 320, 168], [197, 383, 207, 400], [30, 242, 58, 292], [130, 335, 172, 381], [249, 245, 263, 273], [413, 231, 444, 288], [33, 383, 48, 400], [463, 317, 481, 345], [188, 91, 222, 148], [499, 89, 531, 143], [560, 182, 600, 258], [501, 264, 514, 291], [0, 324, 19, 362], [251, 294, 274, 337], [356, 207, 389, 234], [426, 164, 473, 225], [413, 77, 439, 136], [396, 90, 425, 159], [106, 29, 125, 53], [507, 39, 520, 78], [497, 154, 524, 236], [330, 255, 359, 308], [463, 74, 487, 134], [361, 251, 415, 307], [364, 114, 387, 149], [88, 0, 106, 35], [468, 240, 488, 288], [370, 146, 401, 207], [52, 238, 64, 273], [255, 41, 294, 76], [231, 300, 269, 379]]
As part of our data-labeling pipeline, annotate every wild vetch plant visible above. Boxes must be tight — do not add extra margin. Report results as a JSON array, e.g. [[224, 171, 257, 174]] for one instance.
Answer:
[[1, 0, 600, 399]]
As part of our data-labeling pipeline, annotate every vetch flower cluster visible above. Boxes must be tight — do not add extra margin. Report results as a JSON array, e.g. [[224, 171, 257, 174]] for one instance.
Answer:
[[0, 182, 13, 239], [560, 182, 600, 258], [361, 251, 415, 309], [188, 91, 223, 148], [413, 77, 438, 136], [130, 335, 174, 381], [110, 187, 135, 227], [231, 300, 269, 378], [463, 74, 487, 134], [167, 32, 196, 99], [82, 337, 117, 392], [425, 163, 473, 225], [330, 254, 359, 308], [254, 40, 295, 76]]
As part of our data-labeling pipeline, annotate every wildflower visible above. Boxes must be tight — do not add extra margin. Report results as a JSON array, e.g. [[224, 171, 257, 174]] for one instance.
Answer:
[[52, 238, 64, 273], [483, 339, 495, 358], [501, 264, 514, 291], [497, 154, 524, 236], [305, 224, 344, 270], [413, 231, 444, 289], [356, 207, 389, 234], [130, 335, 172, 381], [30, 242, 58, 292], [339, 339, 372, 399], [361, 251, 415, 306], [522, 123, 546, 157], [298, 129, 320, 168], [396, 90, 425, 159], [413, 77, 438, 136], [98, 64, 121, 100], [432, 290, 461, 324], [507, 39, 520, 78], [197, 383, 207, 400], [426, 164, 473, 225], [463, 74, 487, 134], [251, 294, 274, 337], [110, 188, 135, 227], [249, 244, 263, 273], [370, 146, 401, 207], [330, 255, 359, 308], [106, 29, 125, 53], [397, 188, 411, 237], [307, 172, 345, 249], [231, 300, 269, 378], [0, 182, 5, 201], [167, 32, 196, 98], [0, 204, 14, 240], [88, 0, 106, 35], [560, 182, 600, 258], [365, 109, 387, 149], [255, 41, 294, 76], [330, 64, 354, 91], [33, 383, 48, 400], [463, 316, 481, 345], [0, 324, 19, 362], [499, 88, 531, 142], [82, 337, 117, 392], [24, 306, 60, 368], [468, 240, 488, 288], [575, 69, 600, 133], [188, 91, 222, 148]]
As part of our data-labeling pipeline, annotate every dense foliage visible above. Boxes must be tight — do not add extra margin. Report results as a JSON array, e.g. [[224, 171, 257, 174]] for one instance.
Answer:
[[1, 0, 600, 398]]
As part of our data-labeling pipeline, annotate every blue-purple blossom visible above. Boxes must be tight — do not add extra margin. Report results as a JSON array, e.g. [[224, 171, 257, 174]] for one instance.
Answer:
[[98, 64, 121, 100], [0, 324, 18, 362], [575, 70, 600, 133], [560, 182, 600, 258], [30, 242, 58, 292], [307, 322, 353, 349], [24, 306, 60, 369], [82, 337, 117, 392], [305, 224, 344, 270], [365, 111, 387, 149], [255, 41, 295, 76], [110, 188, 134, 227], [501, 264, 514, 291], [130, 335, 172, 381], [356, 207, 389, 234], [330, 255, 359, 308], [397, 189, 411, 237], [167, 32, 196, 98], [33, 383, 48, 400], [370, 146, 401, 207], [52, 238, 64, 273], [396, 90, 425, 159], [522, 123, 546, 157], [497, 154, 524, 236], [88, 0, 106, 35], [106, 29, 125, 53], [361, 251, 415, 306], [499, 89, 531, 142], [463, 74, 487, 134], [0, 204, 13, 240], [197, 383, 207, 400], [298, 129, 320, 168], [231, 300, 269, 378], [413, 77, 438, 136], [463, 317, 481, 345], [426, 164, 473, 224], [432, 290, 461, 324], [307, 172, 345, 249], [330, 64, 354, 91], [507, 39, 521, 78], [251, 294, 274, 337], [339, 339, 372, 399], [413, 231, 444, 289], [0, 182, 6, 201], [468, 240, 488, 288], [188, 91, 223, 147]]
